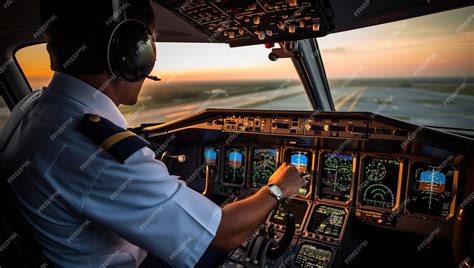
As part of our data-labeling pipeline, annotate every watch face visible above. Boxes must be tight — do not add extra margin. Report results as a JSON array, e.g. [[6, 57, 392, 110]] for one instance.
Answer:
[[270, 185, 283, 199]]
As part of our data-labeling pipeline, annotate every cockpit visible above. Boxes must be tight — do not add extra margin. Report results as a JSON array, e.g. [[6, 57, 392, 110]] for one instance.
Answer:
[[0, 0, 473, 267]]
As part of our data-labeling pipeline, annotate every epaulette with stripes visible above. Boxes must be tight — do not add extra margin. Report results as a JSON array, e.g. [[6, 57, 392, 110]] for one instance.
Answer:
[[77, 114, 150, 163]]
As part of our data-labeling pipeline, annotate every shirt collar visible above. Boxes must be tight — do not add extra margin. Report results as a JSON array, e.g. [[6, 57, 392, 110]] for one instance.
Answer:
[[47, 72, 128, 129]]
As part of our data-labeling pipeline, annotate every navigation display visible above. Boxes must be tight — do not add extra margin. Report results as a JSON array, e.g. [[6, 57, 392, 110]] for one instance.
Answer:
[[319, 152, 354, 202], [287, 149, 312, 196], [223, 147, 247, 185], [307, 204, 346, 238], [360, 157, 401, 209], [270, 199, 309, 229], [408, 162, 455, 217], [250, 147, 278, 188]]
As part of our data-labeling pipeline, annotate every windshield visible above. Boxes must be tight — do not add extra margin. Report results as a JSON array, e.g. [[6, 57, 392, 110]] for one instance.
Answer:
[[318, 6, 474, 130], [15, 43, 311, 126]]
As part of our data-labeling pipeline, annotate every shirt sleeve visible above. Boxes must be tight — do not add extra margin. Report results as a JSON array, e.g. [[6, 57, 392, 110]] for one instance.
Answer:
[[79, 147, 222, 267]]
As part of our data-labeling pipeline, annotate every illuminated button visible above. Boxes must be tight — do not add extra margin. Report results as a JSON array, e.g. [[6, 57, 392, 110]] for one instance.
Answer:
[[223, 31, 228, 36], [245, 17, 250, 22], [239, 27, 245, 35], [281, 14, 289, 19], [289, 0, 297, 7], [312, 23, 320, 31], [305, 16, 311, 20], [300, 20, 305, 28], [253, 15, 261, 25], [257, 31, 266, 40], [266, 30, 273, 36], [217, 25, 223, 31], [305, 124, 312, 131], [229, 32, 235, 39], [278, 22, 286, 30], [289, 24, 296, 33], [323, 124, 331, 132], [377, 219, 384, 224]]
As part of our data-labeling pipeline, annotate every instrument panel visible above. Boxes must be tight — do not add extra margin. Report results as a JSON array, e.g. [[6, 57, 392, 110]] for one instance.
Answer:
[[147, 110, 470, 267], [198, 143, 460, 225], [159, 0, 334, 46]]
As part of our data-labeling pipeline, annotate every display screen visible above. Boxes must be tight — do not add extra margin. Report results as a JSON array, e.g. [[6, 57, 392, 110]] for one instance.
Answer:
[[408, 162, 455, 217], [270, 199, 309, 229], [319, 152, 354, 202], [250, 148, 278, 188], [307, 205, 346, 238], [295, 243, 333, 268], [223, 147, 247, 185], [287, 150, 312, 196], [360, 157, 401, 209], [203, 146, 219, 166]]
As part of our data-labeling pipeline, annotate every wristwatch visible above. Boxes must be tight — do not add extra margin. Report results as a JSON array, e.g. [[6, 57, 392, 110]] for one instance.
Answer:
[[265, 184, 285, 203]]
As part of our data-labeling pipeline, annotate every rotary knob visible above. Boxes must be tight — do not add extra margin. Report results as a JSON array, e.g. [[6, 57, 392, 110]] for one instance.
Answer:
[[346, 124, 354, 132]]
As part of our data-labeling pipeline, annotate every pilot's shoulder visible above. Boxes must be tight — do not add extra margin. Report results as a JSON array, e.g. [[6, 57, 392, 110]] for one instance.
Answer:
[[76, 114, 150, 163]]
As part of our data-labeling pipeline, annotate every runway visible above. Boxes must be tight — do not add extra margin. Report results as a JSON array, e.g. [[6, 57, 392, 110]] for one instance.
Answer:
[[126, 86, 474, 130]]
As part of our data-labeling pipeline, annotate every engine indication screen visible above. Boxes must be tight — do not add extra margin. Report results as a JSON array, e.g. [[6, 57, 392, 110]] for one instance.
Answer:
[[250, 147, 278, 188], [287, 150, 312, 196], [294, 243, 333, 268], [307, 204, 346, 239], [223, 147, 247, 185], [270, 199, 309, 229], [408, 162, 455, 217], [360, 157, 401, 209], [319, 152, 354, 202]]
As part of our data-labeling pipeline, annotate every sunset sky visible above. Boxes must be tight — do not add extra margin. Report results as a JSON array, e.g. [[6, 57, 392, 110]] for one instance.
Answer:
[[16, 6, 473, 89]]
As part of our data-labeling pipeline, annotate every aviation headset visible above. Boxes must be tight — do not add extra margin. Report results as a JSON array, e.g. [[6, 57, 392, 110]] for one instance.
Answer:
[[107, 0, 159, 82]]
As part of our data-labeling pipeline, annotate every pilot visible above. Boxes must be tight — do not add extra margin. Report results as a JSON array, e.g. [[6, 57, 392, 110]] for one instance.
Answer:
[[0, 0, 304, 267]]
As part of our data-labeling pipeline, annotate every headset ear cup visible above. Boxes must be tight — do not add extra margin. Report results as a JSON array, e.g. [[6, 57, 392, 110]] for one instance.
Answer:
[[108, 20, 156, 82]]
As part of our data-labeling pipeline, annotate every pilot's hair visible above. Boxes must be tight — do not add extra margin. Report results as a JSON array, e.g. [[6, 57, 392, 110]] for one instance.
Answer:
[[40, 0, 153, 75]]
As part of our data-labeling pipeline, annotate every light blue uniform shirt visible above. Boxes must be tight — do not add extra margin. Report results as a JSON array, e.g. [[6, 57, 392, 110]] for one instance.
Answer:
[[0, 72, 222, 267]]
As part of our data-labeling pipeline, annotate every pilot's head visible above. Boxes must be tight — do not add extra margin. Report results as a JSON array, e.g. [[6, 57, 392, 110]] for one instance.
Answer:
[[40, 0, 156, 105]]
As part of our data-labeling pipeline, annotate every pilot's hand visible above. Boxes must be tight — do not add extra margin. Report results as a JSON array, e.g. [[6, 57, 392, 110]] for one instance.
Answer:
[[268, 163, 305, 198]]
